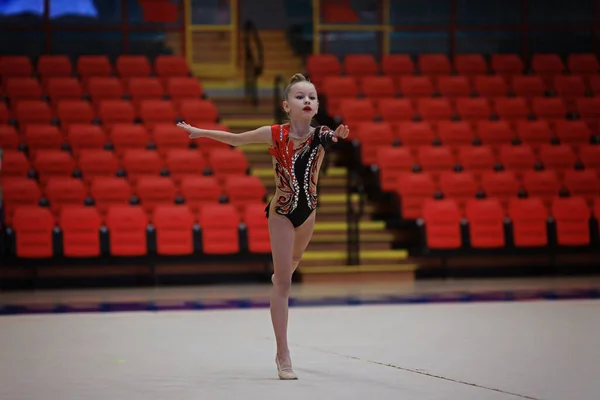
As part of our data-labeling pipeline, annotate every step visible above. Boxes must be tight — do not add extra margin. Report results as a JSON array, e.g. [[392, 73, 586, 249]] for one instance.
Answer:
[[313, 220, 385, 232], [302, 249, 408, 262], [221, 118, 275, 129], [311, 232, 394, 243], [297, 264, 417, 284]]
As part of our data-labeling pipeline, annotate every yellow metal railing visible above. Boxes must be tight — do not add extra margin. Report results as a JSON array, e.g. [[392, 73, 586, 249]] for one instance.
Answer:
[[312, 0, 391, 55], [184, 0, 239, 78]]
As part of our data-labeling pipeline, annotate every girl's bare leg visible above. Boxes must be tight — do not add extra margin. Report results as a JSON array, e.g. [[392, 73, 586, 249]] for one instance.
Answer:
[[268, 211, 316, 376]]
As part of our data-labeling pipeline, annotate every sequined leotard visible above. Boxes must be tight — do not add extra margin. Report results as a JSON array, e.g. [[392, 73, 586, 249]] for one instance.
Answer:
[[264, 124, 335, 228]]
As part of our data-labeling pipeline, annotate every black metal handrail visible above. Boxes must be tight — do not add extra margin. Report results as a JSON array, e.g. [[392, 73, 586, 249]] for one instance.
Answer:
[[273, 74, 286, 123], [243, 20, 264, 107], [346, 167, 365, 265]]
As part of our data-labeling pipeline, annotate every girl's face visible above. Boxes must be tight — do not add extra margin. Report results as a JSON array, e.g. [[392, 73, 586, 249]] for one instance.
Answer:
[[283, 81, 319, 121]]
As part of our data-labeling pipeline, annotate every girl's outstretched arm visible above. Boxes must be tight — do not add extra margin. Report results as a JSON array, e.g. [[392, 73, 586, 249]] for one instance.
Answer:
[[176, 122, 272, 147]]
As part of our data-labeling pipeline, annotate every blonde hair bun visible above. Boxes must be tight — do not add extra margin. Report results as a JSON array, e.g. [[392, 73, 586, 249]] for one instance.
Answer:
[[289, 73, 308, 85]]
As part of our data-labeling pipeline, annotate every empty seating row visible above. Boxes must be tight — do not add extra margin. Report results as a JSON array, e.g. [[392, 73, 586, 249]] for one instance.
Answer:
[[419, 196, 600, 250], [321, 74, 598, 104], [327, 94, 595, 122], [1, 175, 266, 225], [1, 76, 205, 107], [3, 203, 270, 259], [374, 143, 600, 184], [0, 55, 190, 82], [0, 123, 229, 157], [0, 98, 219, 128], [0, 147, 249, 185], [306, 53, 599, 86], [387, 169, 600, 220]]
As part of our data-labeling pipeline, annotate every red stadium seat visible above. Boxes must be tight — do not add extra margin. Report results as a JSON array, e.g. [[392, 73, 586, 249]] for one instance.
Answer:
[[567, 54, 599, 77], [178, 99, 219, 123], [198, 204, 240, 254], [56, 100, 95, 129], [90, 177, 132, 217], [421, 199, 462, 249], [377, 99, 415, 122], [579, 145, 600, 173], [532, 97, 567, 125], [110, 123, 150, 156], [139, 99, 177, 129], [1, 178, 41, 225], [78, 150, 120, 185], [354, 122, 395, 165], [455, 98, 492, 123], [207, 148, 249, 183], [481, 171, 520, 211], [152, 124, 190, 156], [153, 205, 195, 255], [439, 171, 478, 211], [338, 98, 376, 124], [360, 76, 396, 100], [305, 54, 342, 87], [522, 170, 561, 210], [166, 77, 204, 105], [116, 55, 152, 79], [224, 175, 267, 213], [376, 147, 415, 192], [437, 76, 471, 98], [454, 54, 488, 79], [539, 144, 577, 177], [33, 150, 76, 185], [45, 177, 87, 217], [164, 149, 206, 185], [396, 121, 435, 149], [465, 198, 506, 248], [12, 206, 55, 258], [60, 206, 102, 257], [552, 196, 591, 246], [381, 54, 415, 77], [321, 77, 359, 115], [67, 125, 108, 157], [135, 176, 177, 217], [553, 120, 590, 150], [0, 56, 33, 78], [14, 100, 54, 128], [244, 203, 271, 253], [24, 125, 64, 156], [458, 146, 496, 180], [418, 54, 452, 77], [87, 77, 125, 106], [37, 55, 72, 80], [0, 125, 20, 150], [491, 54, 524, 83], [344, 54, 378, 78], [399, 76, 435, 99], [562, 170, 599, 206], [77, 56, 112, 80], [154, 55, 190, 81], [498, 144, 537, 178], [508, 197, 548, 247], [46, 78, 84, 108], [5, 77, 43, 102], [0, 150, 30, 178], [416, 98, 453, 122], [123, 149, 163, 184], [180, 176, 222, 218], [105, 205, 148, 256], [532, 53, 565, 89], [476, 120, 515, 148], [394, 172, 436, 219], [511, 76, 545, 100], [515, 120, 553, 151], [474, 75, 508, 98], [437, 121, 475, 149], [553, 76, 587, 112], [493, 97, 531, 124], [98, 100, 136, 128], [0, 102, 9, 124], [417, 146, 455, 179]]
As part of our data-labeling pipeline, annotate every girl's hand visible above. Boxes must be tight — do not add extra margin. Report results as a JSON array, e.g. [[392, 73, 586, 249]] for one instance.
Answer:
[[332, 124, 350, 142], [176, 121, 199, 138]]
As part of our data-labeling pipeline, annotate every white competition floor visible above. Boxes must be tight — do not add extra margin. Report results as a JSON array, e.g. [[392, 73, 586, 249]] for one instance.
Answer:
[[1, 298, 599, 400]]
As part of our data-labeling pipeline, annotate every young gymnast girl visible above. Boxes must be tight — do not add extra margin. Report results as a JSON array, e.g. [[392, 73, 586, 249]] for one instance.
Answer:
[[176, 73, 349, 380]]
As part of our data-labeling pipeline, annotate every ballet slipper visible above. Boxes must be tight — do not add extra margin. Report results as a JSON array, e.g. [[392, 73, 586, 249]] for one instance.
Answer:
[[276, 356, 298, 380]]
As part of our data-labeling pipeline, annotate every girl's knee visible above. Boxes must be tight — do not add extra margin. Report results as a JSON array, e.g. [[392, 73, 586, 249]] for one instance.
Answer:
[[272, 273, 292, 293]]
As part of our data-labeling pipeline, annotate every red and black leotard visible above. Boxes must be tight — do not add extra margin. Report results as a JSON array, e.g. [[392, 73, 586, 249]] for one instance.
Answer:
[[265, 124, 335, 228]]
